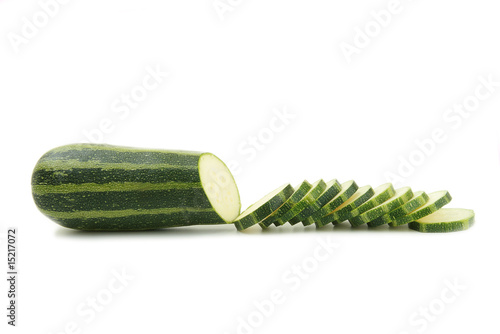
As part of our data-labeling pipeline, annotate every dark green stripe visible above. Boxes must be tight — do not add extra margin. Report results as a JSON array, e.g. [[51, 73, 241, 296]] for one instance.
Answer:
[[32, 167, 200, 186], [48, 211, 225, 231], [33, 188, 210, 212], [39, 145, 201, 166], [409, 217, 474, 232]]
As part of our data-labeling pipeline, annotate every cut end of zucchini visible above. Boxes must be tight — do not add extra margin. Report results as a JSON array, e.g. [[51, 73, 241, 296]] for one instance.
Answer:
[[409, 208, 475, 232], [199, 153, 240, 222]]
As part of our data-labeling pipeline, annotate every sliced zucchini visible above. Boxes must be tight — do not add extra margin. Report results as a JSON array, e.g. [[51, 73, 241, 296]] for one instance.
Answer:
[[233, 184, 294, 231], [408, 208, 475, 232], [389, 190, 452, 227], [287, 179, 341, 226], [343, 183, 396, 224], [367, 191, 430, 227], [350, 187, 413, 227], [319, 185, 374, 225], [275, 180, 327, 226], [259, 181, 312, 228], [310, 180, 359, 228]]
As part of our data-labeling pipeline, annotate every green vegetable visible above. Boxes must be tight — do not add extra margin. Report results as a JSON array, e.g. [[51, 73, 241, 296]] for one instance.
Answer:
[[389, 191, 452, 227], [233, 183, 295, 230], [323, 185, 375, 225], [32, 144, 473, 233], [344, 183, 396, 225], [350, 187, 413, 227], [288, 179, 342, 226], [259, 181, 313, 228], [367, 191, 430, 227], [408, 208, 475, 232], [311, 180, 359, 228], [275, 180, 327, 226], [32, 144, 241, 231]]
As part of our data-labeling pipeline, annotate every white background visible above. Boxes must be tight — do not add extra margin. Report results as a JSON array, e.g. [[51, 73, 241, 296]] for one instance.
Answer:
[[1, 0, 499, 333]]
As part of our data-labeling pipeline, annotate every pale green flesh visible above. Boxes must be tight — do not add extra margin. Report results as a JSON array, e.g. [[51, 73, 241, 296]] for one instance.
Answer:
[[199, 153, 241, 222], [417, 208, 473, 222]]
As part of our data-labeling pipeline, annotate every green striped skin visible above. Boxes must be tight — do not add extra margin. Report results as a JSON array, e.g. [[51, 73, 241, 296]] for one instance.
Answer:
[[408, 208, 475, 233], [368, 191, 430, 227], [32, 144, 240, 231], [259, 181, 312, 228], [312, 180, 359, 228], [300, 179, 342, 226], [328, 185, 375, 224], [234, 184, 294, 231], [288, 179, 341, 225], [351, 187, 413, 227], [389, 191, 452, 227], [343, 183, 395, 225], [301, 216, 316, 226], [317, 185, 372, 226], [275, 180, 327, 226]]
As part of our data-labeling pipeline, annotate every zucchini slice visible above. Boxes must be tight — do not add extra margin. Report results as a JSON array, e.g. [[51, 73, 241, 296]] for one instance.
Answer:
[[319, 185, 374, 225], [367, 191, 430, 227], [389, 190, 452, 227], [259, 180, 313, 228], [233, 184, 294, 231], [351, 187, 413, 227], [310, 180, 359, 227], [408, 208, 475, 232], [288, 179, 342, 226], [344, 183, 396, 224], [275, 180, 327, 226]]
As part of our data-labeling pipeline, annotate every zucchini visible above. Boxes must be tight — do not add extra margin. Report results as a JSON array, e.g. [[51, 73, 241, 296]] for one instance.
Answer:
[[233, 183, 295, 231], [344, 183, 396, 225], [275, 180, 327, 226], [259, 180, 313, 228], [367, 191, 430, 227], [288, 179, 342, 226], [311, 180, 359, 228], [320, 185, 374, 225], [32, 144, 241, 231], [389, 190, 452, 227], [32, 144, 472, 233], [350, 187, 413, 227], [408, 208, 475, 232]]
